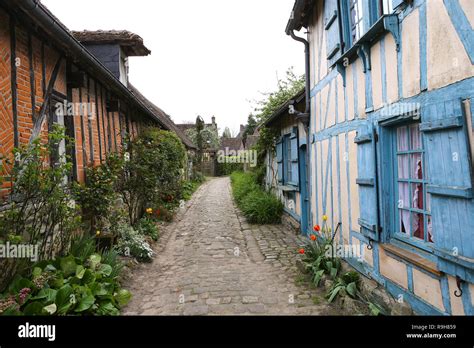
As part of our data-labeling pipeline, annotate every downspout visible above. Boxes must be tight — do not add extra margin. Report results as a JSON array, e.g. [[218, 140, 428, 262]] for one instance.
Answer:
[[287, 29, 311, 233]]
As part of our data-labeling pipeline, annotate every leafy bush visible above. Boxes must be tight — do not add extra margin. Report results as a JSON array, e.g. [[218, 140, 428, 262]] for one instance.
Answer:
[[0, 126, 81, 290], [0, 236, 130, 316], [230, 171, 282, 224], [230, 172, 259, 204], [73, 154, 123, 232], [240, 191, 283, 224], [115, 224, 154, 262], [117, 128, 186, 224], [217, 161, 244, 176], [135, 217, 159, 241]]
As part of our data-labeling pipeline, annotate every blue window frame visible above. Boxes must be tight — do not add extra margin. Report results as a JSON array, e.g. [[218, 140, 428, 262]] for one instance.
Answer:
[[340, 0, 398, 49], [276, 130, 299, 187], [391, 122, 433, 250]]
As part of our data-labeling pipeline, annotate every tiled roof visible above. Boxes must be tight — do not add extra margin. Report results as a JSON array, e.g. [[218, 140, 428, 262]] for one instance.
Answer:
[[71, 30, 151, 56]]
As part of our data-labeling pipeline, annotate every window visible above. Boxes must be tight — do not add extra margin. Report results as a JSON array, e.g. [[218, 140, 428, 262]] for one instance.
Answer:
[[276, 130, 299, 187], [381, 0, 393, 14], [393, 123, 433, 245], [349, 0, 364, 43], [285, 135, 292, 184]]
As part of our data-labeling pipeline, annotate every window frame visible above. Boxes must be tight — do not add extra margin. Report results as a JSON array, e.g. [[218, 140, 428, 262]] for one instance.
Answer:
[[389, 122, 434, 252], [340, 0, 396, 50]]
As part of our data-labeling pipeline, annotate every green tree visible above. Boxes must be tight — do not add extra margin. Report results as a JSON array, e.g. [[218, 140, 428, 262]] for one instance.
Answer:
[[222, 127, 232, 139], [253, 67, 305, 123]]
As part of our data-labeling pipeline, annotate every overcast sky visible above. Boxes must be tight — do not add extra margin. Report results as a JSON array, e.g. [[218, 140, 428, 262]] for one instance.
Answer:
[[42, 0, 304, 136]]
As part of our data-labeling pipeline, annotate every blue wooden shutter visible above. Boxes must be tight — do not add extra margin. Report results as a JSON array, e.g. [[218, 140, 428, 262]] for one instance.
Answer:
[[276, 137, 283, 183], [355, 124, 380, 241], [324, 0, 344, 66], [290, 131, 299, 186], [421, 101, 474, 282]]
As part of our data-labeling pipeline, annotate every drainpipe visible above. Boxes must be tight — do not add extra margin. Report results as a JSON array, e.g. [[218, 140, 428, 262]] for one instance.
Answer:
[[287, 29, 311, 233]]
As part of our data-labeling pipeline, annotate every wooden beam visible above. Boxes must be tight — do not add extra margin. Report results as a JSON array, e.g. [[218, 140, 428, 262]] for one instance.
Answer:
[[28, 32, 35, 123], [10, 16, 18, 148], [94, 80, 103, 163], [41, 42, 46, 97], [65, 59, 77, 182], [78, 86, 87, 168], [29, 56, 62, 143], [86, 77, 94, 164], [98, 84, 108, 157], [102, 86, 112, 153]]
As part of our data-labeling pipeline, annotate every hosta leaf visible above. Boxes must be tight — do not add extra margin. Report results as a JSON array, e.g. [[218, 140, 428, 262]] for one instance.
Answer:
[[42, 303, 57, 315], [59, 255, 77, 277], [99, 264, 113, 277], [114, 289, 132, 307], [22, 301, 44, 315], [74, 295, 95, 312], [76, 265, 86, 279], [32, 267, 42, 278], [346, 282, 357, 297], [89, 254, 101, 269]]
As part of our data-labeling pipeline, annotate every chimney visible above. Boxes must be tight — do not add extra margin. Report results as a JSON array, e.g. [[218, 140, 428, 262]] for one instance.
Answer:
[[71, 30, 151, 87], [211, 116, 216, 126]]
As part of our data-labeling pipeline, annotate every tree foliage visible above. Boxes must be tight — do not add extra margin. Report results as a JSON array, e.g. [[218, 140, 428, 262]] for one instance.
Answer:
[[252, 67, 305, 124]]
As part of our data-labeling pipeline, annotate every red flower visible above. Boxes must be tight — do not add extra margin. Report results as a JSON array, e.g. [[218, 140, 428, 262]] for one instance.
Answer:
[[298, 248, 305, 255], [310, 234, 316, 241], [155, 209, 161, 216], [313, 225, 321, 232]]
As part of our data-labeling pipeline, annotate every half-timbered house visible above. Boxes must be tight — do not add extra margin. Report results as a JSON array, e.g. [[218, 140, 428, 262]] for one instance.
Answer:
[[0, 0, 194, 193], [285, 0, 474, 315]]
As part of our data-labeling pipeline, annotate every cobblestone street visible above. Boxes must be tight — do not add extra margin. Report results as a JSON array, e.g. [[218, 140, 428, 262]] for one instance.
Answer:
[[123, 177, 340, 315]]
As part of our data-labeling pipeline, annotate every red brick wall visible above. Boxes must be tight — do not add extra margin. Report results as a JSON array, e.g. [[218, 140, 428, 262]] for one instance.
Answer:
[[0, 9, 13, 197]]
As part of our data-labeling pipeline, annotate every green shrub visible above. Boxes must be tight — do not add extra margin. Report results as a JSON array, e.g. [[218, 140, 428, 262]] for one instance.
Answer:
[[117, 128, 186, 224], [230, 171, 282, 224], [230, 171, 259, 204], [115, 224, 154, 262], [135, 217, 159, 241], [0, 236, 130, 316], [217, 161, 243, 176], [240, 190, 283, 224], [73, 154, 122, 232]]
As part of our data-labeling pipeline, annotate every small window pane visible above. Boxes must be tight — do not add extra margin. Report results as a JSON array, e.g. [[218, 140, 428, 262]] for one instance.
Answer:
[[412, 212, 424, 240], [411, 183, 424, 210], [398, 154, 409, 179], [427, 215, 434, 243], [399, 209, 411, 234], [398, 183, 409, 208], [411, 153, 423, 179], [397, 126, 409, 151], [409, 124, 422, 150], [426, 192, 432, 212]]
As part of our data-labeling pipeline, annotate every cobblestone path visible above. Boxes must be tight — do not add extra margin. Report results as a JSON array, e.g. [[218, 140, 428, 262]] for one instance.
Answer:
[[122, 177, 339, 315]]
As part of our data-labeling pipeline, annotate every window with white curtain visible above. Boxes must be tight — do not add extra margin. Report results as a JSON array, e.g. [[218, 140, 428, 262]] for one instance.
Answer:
[[394, 123, 433, 244], [349, 0, 364, 43]]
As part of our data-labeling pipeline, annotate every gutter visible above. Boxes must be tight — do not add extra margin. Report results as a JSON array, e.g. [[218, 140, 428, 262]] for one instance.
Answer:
[[286, 0, 312, 234], [6, 0, 168, 130]]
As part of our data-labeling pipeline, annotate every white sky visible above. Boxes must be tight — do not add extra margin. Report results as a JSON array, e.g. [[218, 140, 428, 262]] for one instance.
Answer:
[[42, 0, 304, 136]]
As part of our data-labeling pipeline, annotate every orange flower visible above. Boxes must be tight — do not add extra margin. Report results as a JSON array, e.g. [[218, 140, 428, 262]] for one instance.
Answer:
[[310, 234, 316, 241], [298, 248, 305, 255], [313, 225, 321, 232]]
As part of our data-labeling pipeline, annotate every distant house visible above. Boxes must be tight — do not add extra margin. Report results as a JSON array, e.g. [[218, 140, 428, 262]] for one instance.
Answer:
[[177, 116, 219, 176], [286, 0, 474, 315]]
